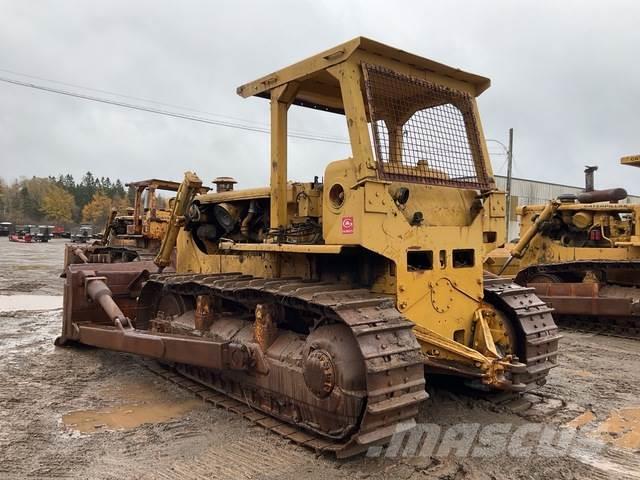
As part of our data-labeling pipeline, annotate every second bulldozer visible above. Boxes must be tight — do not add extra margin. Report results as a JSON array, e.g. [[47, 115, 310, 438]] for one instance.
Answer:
[[63, 178, 208, 269], [57, 37, 560, 456], [487, 157, 640, 337]]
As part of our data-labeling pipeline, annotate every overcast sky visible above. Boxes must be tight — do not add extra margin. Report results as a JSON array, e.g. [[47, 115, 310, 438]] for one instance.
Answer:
[[1, 1, 639, 193]]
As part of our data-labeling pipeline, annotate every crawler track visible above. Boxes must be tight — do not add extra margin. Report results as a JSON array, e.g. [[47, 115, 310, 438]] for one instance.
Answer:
[[143, 360, 380, 456], [483, 277, 561, 388], [132, 274, 559, 457], [140, 273, 429, 457]]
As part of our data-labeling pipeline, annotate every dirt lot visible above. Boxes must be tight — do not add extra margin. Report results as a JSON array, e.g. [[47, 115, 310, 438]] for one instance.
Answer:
[[0, 239, 638, 479]]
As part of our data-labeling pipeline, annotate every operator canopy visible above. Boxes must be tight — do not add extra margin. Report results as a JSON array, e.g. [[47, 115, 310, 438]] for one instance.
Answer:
[[236, 36, 490, 114], [238, 37, 494, 191]]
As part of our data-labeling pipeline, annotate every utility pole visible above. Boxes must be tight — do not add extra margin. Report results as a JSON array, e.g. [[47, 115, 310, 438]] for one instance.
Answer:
[[505, 128, 514, 241]]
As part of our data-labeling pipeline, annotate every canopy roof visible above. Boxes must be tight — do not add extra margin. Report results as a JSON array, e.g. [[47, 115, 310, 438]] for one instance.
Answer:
[[236, 36, 490, 114], [125, 179, 181, 191], [621, 155, 640, 168], [125, 179, 209, 193]]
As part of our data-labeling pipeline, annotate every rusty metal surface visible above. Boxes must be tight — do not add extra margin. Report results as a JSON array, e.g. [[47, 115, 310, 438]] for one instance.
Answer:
[[143, 273, 428, 453], [362, 63, 491, 190], [63, 244, 141, 270], [76, 324, 251, 370], [517, 260, 640, 283], [62, 269, 561, 455], [61, 270, 561, 456], [143, 361, 356, 456], [576, 188, 628, 204], [253, 303, 278, 351], [516, 261, 640, 338], [529, 282, 640, 317], [56, 262, 158, 345], [62, 272, 428, 457], [194, 295, 215, 331], [527, 282, 640, 338]]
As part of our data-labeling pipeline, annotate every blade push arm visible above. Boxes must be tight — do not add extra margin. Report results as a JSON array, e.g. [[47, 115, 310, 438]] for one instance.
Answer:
[[101, 208, 118, 245], [510, 199, 561, 259], [154, 171, 203, 269]]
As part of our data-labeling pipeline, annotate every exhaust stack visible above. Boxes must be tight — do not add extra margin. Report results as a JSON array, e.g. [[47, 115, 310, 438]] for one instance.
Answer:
[[584, 165, 598, 192]]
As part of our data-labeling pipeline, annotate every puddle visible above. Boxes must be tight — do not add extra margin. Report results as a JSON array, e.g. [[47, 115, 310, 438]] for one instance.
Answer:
[[63, 380, 203, 433], [62, 399, 202, 433], [0, 295, 63, 312], [593, 406, 640, 450], [566, 410, 596, 429]]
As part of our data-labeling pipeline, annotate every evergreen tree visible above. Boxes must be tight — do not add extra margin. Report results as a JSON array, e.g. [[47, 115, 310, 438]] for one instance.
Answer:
[[114, 179, 126, 198]]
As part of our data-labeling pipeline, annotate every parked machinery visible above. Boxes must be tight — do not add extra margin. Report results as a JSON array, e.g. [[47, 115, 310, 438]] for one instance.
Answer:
[[0, 222, 12, 237], [9, 226, 32, 243], [486, 157, 640, 337], [34, 225, 52, 242], [64, 179, 208, 268], [57, 37, 559, 456], [107, 178, 197, 253], [70, 225, 93, 243]]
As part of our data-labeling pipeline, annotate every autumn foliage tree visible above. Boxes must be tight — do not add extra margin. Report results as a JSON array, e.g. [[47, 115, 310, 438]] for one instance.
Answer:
[[41, 184, 75, 223], [0, 172, 128, 225], [81, 192, 127, 226]]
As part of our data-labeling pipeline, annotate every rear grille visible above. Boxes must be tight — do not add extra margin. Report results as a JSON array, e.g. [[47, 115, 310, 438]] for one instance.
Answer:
[[362, 63, 492, 190]]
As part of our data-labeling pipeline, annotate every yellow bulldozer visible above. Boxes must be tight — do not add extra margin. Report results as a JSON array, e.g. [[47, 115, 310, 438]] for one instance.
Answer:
[[63, 178, 209, 269], [56, 37, 560, 456], [486, 157, 640, 338]]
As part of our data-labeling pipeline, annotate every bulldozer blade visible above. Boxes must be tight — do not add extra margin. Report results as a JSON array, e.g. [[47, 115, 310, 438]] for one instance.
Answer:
[[57, 262, 156, 345]]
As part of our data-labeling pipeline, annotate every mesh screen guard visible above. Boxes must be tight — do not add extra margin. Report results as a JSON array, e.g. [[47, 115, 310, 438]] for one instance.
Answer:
[[362, 64, 492, 190]]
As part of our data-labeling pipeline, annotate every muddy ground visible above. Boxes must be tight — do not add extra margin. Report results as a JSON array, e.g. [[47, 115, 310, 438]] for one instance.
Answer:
[[0, 239, 638, 479]]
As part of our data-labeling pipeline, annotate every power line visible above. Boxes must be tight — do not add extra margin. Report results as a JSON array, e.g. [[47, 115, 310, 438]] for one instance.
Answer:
[[0, 68, 249, 120], [0, 67, 347, 140], [0, 70, 510, 152], [0, 75, 351, 145]]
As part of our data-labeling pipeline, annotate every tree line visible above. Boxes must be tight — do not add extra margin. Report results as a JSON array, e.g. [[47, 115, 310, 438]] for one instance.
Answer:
[[0, 172, 132, 227]]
